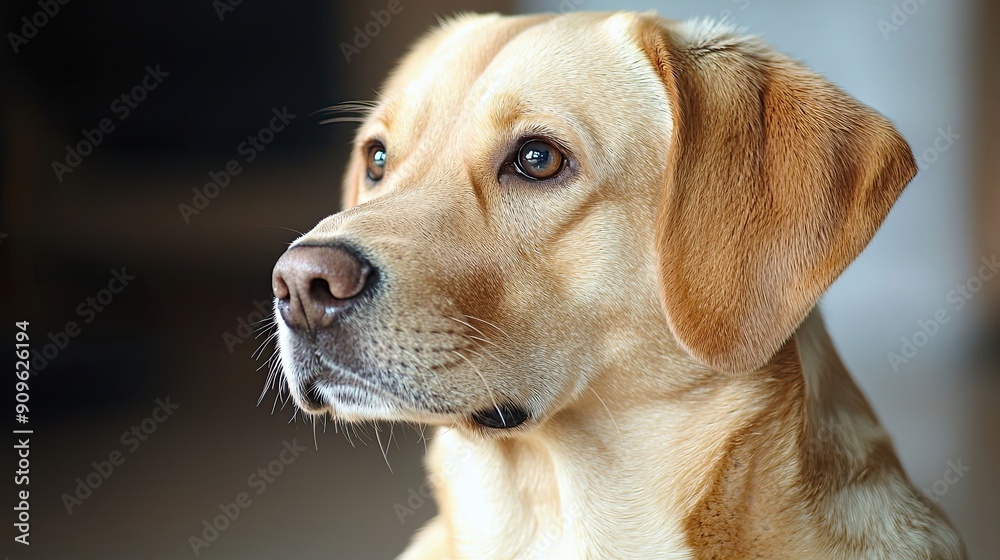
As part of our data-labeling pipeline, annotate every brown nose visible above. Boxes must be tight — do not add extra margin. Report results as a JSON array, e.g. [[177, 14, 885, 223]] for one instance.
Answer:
[[271, 245, 373, 331]]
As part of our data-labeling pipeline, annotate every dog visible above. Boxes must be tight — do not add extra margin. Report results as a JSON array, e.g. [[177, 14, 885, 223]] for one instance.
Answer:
[[270, 11, 966, 559]]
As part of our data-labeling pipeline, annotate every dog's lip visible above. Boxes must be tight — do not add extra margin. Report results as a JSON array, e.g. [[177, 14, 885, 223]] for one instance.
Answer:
[[471, 403, 530, 429], [314, 369, 376, 390], [297, 375, 532, 428], [303, 367, 436, 413], [308, 369, 397, 401]]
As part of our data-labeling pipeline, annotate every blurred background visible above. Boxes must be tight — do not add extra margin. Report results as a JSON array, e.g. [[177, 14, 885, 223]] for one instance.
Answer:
[[1, 0, 996, 558]]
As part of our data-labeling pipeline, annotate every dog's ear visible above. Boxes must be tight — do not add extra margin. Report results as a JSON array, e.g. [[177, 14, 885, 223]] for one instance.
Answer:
[[638, 20, 917, 375]]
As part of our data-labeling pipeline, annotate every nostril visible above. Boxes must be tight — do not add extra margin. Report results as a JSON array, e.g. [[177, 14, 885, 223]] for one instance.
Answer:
[[309, 277, 337, 305], [327, 259, 370, 301], [271, 243, 376, 331]]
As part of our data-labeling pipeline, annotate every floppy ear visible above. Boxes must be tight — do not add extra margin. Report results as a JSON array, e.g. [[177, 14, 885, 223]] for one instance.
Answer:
[[638, 20, 917, 375]]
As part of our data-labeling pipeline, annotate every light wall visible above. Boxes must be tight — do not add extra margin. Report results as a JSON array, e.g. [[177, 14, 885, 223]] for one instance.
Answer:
[[516, 0, 989, 555]]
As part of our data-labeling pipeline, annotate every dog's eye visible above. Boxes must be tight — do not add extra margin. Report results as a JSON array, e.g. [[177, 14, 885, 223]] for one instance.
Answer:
[[365, 142, 387, 182], [515, 140, 564, 180]]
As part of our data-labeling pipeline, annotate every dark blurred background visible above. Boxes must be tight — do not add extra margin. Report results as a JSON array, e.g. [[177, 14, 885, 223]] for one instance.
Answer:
[[1, 0, 997, 558]]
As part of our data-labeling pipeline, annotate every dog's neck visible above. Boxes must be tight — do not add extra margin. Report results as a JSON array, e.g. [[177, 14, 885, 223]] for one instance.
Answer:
[[425, 311, 935, 558]]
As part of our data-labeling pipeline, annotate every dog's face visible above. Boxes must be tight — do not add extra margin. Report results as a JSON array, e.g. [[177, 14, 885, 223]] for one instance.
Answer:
[[272, 13, 915, 431], [275, 13, 671, 430]]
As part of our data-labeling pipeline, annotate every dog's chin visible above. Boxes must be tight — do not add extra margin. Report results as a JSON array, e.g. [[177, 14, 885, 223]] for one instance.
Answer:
[[285, 373, 534, 431], [282, 372, 440, 424], [286, 375, 403, 421]]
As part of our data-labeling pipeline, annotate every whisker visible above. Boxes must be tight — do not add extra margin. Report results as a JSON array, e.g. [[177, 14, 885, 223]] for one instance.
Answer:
[[252, 322, 276, 338], [418, 424, 429, 453], [588, 387, 624, 448], [266, 355, 287, 412], [396, 347, 448, 396], [459, 344, 506, 370], [257, 352, 281, 405], [254, 333, 280, 363], [446, 316, 508, 363], [355, 423, 373, 445], [318, 116, 368, 124], [343, 421, 356, 447], [375, 424, 394, 473], [253, 224, 307, 237], [451, 349, 505, 425], [463, 314, 511, 339], [464, 334, 504, 351], [446, 316, 491, 340], [313, 101, 379, 125], [251, 338, 278, 372]]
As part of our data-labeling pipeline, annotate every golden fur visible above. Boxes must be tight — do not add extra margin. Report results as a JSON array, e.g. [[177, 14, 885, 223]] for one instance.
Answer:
[[275, 12, 966, 559]]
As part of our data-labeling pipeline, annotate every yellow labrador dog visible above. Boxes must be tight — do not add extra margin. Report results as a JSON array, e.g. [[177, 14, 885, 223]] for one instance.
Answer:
[[271, 11, 966, 559]]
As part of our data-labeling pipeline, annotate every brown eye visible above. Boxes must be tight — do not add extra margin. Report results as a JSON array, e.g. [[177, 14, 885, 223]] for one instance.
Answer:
[[516, 140, 564, 180], [366, 142, 386, 182]]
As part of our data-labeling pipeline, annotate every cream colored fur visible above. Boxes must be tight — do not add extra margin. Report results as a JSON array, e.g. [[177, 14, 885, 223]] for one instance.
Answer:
[[275, 12, 966, 559]]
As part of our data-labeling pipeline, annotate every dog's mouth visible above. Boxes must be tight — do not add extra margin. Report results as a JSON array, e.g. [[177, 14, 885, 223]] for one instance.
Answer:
[[288, 365, 420, 419], [284, 359, 533, 430], [297, 371, 394, 411], [294, 372, 532, 429], [276, 318, 534, 429]]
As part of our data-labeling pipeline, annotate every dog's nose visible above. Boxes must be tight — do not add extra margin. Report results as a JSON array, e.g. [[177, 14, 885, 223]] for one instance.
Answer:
[[272, 245, 373, 331]]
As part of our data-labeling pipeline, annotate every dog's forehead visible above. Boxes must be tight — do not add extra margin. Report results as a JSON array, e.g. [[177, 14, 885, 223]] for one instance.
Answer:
[[467, 14, 667, 132], [374, 13, 667, 147], [375, 14, 553, 129]]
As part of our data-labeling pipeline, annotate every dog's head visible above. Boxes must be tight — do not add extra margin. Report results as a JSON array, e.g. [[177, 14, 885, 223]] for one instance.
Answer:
[[271, 12, 915, 432]]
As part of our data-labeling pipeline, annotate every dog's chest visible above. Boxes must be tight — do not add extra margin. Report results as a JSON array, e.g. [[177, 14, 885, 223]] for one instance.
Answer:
[[430, 431, 695, 559]]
